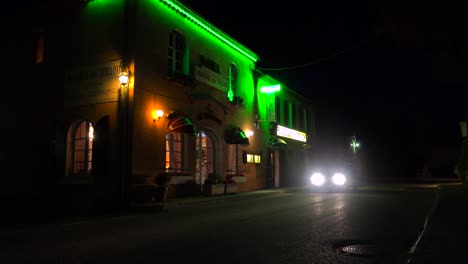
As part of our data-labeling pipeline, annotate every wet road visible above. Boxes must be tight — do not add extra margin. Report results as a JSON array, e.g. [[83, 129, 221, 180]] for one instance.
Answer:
[[0, 187, 437, 263]]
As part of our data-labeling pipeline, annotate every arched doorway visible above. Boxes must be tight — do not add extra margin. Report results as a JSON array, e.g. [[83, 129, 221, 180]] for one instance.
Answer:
[[195, 130, 218, 185]]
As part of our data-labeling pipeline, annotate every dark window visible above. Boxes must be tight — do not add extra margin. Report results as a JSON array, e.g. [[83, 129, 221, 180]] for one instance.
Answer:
[[35, 30, 45, 64], [275, 96, 281, 123], [298, 105, 305, 131], [168, 30, 186, 75], [228, 63, 238, 100], [304, 108, 309, 132], [291, 103, 296, 128], [284, 100, 290, 127]]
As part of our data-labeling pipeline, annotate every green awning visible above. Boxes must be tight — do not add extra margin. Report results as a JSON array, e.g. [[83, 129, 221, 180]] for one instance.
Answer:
[[268, 137, 287, 149], [166, 112, 197, 135], [225, 127, 250, 146]]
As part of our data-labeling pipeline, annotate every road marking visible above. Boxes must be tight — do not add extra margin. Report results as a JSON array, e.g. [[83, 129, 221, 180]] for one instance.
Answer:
[[406, 187, 440, 263]]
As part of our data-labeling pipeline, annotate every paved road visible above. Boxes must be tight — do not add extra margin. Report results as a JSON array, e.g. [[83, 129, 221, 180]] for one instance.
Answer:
[[0, 188, 437, 264]]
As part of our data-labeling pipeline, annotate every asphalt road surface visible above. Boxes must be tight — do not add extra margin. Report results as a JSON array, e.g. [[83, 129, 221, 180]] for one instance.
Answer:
[[0, 187, 437, 264]]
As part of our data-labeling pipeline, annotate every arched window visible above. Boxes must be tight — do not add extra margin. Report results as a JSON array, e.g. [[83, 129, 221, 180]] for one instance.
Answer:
[[72, 121, 94, 175], [227, 63, 238, 101], [168, 30, 186, 75]]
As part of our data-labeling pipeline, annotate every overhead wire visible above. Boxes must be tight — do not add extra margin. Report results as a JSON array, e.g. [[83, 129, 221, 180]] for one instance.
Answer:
[[256, 38, 372, 71]]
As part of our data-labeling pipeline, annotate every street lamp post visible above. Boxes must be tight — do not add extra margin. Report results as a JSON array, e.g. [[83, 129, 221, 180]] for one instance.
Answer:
[[350, 136, 360, 155]]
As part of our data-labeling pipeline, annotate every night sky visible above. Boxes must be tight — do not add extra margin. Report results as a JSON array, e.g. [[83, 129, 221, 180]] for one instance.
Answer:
[[182, 0, 468, 178]]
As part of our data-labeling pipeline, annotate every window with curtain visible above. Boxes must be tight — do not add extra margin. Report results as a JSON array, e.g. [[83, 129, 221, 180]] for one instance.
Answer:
[[166, 133, 184, 172]]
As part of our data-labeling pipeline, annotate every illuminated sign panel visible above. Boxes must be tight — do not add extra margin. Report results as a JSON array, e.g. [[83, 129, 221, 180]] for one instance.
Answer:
[[276, 125, 307, 142], [254, 155, 261, 164], [260, 84, 281, 93]]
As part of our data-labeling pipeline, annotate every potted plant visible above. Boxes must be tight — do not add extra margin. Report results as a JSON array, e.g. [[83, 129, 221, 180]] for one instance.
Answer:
[[230, 96, 245, 108], [203, 178, 225, 196]]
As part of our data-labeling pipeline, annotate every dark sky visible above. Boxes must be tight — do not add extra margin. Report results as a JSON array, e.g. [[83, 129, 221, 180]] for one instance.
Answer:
[[182, 0, 468, 177]]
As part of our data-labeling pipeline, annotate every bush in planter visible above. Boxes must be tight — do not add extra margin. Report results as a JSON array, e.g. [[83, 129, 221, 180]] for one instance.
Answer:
[[203, 178, 224, 196], [223, 175, 238, 194]]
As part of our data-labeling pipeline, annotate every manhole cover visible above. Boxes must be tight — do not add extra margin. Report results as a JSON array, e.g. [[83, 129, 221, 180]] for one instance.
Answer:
[[339, 244, 378, 256]]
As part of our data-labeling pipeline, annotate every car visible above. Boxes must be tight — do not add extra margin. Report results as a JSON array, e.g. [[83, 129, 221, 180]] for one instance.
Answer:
[[307, 162, 358, 192]]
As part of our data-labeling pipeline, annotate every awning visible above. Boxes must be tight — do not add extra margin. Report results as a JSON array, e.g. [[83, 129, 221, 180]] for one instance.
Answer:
[[301, 143, 312, 152], [166, 112, 197, 135], [268, 137, 287, 149], [225, 127, 250, 146]]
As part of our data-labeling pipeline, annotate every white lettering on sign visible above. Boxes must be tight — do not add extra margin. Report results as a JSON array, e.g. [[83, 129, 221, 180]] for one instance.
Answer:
[[64, 60, 122, 107], [276, 125, 307, 142], [195, 66, 228, 92]]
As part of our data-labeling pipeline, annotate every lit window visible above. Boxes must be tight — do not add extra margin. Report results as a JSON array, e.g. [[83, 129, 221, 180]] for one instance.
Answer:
[[35, 30, 44, 64], [72, 121, 93, 175], [227, 63, 238, 101], [168, 30, 186, 75], [166, 133, 184, 171], [246, 154, 254, 163], [254, 155, 261, 164]]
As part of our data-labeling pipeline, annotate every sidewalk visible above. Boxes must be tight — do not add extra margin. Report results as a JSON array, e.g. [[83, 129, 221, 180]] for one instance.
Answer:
[[408, 183, 468, 263], [162, 186, 304, 209], [0, 187, 305, 231]]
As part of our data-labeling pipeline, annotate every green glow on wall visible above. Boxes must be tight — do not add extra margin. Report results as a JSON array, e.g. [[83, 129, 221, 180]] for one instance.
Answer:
[[260, 84, 281, 93], [85, 0, 110, 6], [159, 0, 259, 62]]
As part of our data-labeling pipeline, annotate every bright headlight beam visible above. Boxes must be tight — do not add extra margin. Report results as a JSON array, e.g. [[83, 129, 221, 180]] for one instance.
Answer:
[[332, 173, 346, 186], [311, 173, 325, 186]]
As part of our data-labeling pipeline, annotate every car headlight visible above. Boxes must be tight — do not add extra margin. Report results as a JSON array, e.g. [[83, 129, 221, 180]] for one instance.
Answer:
[[310, 172, 326, 186], [332, 173, 346, 186]]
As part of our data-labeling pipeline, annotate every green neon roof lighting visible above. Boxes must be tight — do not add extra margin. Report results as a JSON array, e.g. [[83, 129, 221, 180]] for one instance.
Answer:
[[261, 84, 281, 93], [159, 0, 259, 62]]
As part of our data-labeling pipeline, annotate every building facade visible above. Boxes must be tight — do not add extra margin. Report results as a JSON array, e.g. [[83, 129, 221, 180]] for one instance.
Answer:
[[4, 0, 316, 214]]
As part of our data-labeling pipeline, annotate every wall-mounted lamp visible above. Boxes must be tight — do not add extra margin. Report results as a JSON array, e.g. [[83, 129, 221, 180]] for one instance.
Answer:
[[119, 71, 129, 86], [245, 130, 254, 138], [153, 109, 164, 122]]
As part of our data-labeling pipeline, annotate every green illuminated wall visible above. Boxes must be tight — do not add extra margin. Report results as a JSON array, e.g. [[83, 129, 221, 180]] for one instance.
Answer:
[[256, 75, 283, 140], [136, 0, 260, 128], [139, 0, 258, 93], [132, 0, 262, 183]]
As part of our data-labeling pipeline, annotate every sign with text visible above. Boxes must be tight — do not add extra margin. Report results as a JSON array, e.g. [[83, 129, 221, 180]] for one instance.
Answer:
[[64, 60, 122, 107], [195, 66, 228, 92], [276, 125, 307, 142]]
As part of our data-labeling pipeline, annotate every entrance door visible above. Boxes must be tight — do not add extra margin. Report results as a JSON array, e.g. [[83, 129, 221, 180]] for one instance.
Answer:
[[196, 131, 214, 184], [269, 150, 281, 188]]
